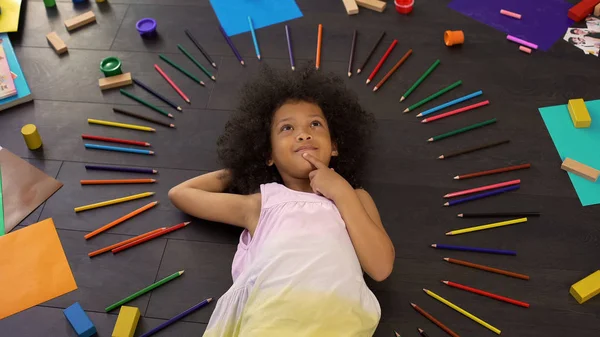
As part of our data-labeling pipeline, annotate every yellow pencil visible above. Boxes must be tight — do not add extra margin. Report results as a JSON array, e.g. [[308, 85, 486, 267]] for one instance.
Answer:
[[423, 288, 501, 334], [88, 118, 156, 132], [74, 192, 155, 212], [446, 217, 527, 236]]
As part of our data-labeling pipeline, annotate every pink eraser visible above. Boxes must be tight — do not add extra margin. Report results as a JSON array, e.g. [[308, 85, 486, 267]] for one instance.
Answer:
[[500, 9, 522, 19], [519, 46, 532, 54]]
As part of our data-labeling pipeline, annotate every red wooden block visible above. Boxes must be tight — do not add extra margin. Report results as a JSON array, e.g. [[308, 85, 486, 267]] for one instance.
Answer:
[[568, 0, 600, 22]]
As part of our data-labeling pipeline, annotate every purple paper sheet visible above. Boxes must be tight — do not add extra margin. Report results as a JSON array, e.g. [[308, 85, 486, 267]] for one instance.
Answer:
[[448, 0, 574, 51]]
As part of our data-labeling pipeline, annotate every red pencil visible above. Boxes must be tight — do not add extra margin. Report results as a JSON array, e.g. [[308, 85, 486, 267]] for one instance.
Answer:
[[454, 163, 531, 180], [154, 64, 191, 103], [366, 40, 398, 85], [442, 280, 530, 308], [81, 134, 150, 147], [421, 100, 490, 123], [112, 221, 190, 254], [444, 179, 520, 198]]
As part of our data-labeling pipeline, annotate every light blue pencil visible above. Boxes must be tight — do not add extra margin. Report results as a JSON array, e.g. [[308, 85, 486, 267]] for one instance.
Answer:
[[85, 144, 155, 155], [417, 90, 483, 117], [248, 16, 261, 60]]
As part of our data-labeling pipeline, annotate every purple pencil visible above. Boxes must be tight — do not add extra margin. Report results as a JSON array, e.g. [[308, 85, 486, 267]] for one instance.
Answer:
[[139, 298, 213, 337], [285, 25, 295, 71], [219, 26, 245, 66], [444, 184, 520, 206], [85, 165, 157, 174]]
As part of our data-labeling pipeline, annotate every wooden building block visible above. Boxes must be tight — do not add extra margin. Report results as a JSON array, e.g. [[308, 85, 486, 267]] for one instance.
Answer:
[[342, 0, 359, 15], [567, 98, 592, 128], [112, 306, 140, 337], [356, 0, 387, 12], [46, 32, 68, 55], [561, 158, 600, 182], [99, 72, 133, 90], [64, 11, 96, 32], [594, 3, 600, 16], [570, 270, 600, 304], [568, 0, 600, 22], [63, 302, 97, 337]]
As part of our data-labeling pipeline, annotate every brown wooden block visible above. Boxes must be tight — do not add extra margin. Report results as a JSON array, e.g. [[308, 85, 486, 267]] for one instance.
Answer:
[[356, 0, 387, 12], [561, 157, 600, 182], [594, 3, 600, 16], [46, 32, 68, 55], [342, 0, 359, 15], [98, 73, 133, 90], [64, 11, 96, 32]]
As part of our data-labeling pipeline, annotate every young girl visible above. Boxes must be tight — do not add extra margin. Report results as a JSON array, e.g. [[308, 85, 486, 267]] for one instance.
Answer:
[[169, 65, 395, 337]]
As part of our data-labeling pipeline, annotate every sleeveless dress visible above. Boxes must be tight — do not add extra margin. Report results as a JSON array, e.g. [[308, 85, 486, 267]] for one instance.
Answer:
[[202, 182, 381, 337]]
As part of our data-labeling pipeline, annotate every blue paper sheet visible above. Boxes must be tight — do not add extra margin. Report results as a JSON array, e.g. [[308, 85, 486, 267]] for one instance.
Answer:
[[539, 100, 600, 206], [210, 0, 303, 37]]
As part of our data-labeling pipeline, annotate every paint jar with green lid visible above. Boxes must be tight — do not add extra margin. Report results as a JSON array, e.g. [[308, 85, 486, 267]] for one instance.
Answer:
[[100, 57, 123, 77]]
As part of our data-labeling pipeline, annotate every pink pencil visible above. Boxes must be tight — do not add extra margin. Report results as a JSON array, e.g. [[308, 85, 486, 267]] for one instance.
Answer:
[[444, 179, 521, 198], [422, 100, 490, 123]]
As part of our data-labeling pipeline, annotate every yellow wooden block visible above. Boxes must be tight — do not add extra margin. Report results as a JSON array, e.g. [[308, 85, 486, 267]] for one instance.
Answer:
[[64, 11, 96, 32], [112, 306, 140, 337], [342, 0, 359, 15], [356, 0, 387, 12], [561, 157, 600, 182], [99, 73, 133, 90], [570, 270, 600, 304], [567, 98, 592, 128]]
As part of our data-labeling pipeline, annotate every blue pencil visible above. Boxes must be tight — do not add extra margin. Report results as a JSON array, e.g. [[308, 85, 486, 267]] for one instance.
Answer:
[[444, 185, 519, 206], [84, 144, 154, 155], [248, 16, 261, 60], [139, 298, 213, 337], [417, 90, 483, 117], [431, 244, 516, 256]]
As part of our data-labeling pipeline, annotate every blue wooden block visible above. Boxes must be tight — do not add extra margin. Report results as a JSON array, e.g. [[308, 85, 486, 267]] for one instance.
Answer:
[[63, 302, 97, 337]]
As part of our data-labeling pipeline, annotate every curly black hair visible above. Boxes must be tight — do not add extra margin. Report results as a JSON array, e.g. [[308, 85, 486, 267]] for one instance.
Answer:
[[217, 64, 376, 195]]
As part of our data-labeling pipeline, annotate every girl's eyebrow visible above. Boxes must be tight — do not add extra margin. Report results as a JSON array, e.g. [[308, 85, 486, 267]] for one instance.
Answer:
[[275, 114, 324, 126]]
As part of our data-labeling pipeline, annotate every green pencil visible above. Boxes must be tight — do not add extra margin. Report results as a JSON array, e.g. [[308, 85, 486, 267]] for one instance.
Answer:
[[159, 54, 205, 86], [105, 270, 184, 312], [428, 118, 497, 142], [120, 89, 173, 118], [403, 80, 462, 113], [177, 44, 216, 81], [400, 59, 440, 102], [0, 167, 5, 236]]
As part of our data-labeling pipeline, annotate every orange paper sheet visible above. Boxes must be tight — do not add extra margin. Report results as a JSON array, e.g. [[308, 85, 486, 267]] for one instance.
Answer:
[[0, 218, 77, 320]]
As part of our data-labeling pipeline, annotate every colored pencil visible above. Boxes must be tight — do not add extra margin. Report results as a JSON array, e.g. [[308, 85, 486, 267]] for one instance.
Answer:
[[159, 54, 205, 86], [184, 29, 217, 68], [443, 184, 519, 206], [423, 288, 501, 335], [316, 24, 323, 70], [405, 80, 462, 113], [113, 107, 175, 129], [431, 243, 517, 256], [132, 78, 182, 111], [458, 211, 539, 218], [446, 217, 527, 236], [88, 118, 156, 132], [366, 39, 397, 84], [112, 221, 190, 253], [177, 44, 216, 81], [88, 227, 167, 257], [139, 298, 213, 337], [85, 164, 157, 174], [454, 163, 531, 180], [428, 118, 496, 142], [105, 270, 184, 312], [119, 89, 173, 118], [417, 90, 483, 117], [410, 303, 460, 337], [219, 25, 244, 66], [80, 179, 157, 185], [248, 16, 261, 60], [394, 331, 401, 337], [348, 29, 356, 77], [422, 100, 490, 123], [286, 25, 295, 71], [84, 144, 154, 155], [444, 179, 520, 198], [82, 134, 150, 147], [154, 64, 191, 103], [418, 328, 430, 337], [84, 201, 158, 239], [373, 49, 412, 92], [400, 59, 440, 102], [443, 257, 530, 280], [442, 281, 530, 308], [438, 139, 510, 159], [357, 31, 385, 74], [74, 192, 155, 213]]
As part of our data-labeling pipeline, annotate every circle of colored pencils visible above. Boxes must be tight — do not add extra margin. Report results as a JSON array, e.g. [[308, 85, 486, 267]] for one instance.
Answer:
[[177, 44, 216, 81], [84, 144, 155, 155], [119, 89, 173, 118], [132, 78, 182, 111], [88, 227, 167, 257], [443, 184, 520, 207], [348, 30, 357, 77], [105, 270, 185, 312], [417, 328, 430, 337], [422, 100, 490, 123], [286, 25, 295, 71], [444, 179, 521, 198], [81, 134, 150, 147], [454, 163, 531, 180], [154, 64, 191, 103], [442, 281, 530, 308], [438, 139, 510, 159], [159, 54, 205, 86], [445, 217, 527, 236], [373, 49, 412, 92], [80, 178, 157, 185], [400, 59, 440, 102], [357, 31, 385, 74], [85, 164, 158, 174], [316, 24, 323, 70], [248, 16, 261, 60], [428, 118, 496, 142], [219, 25, 245, 66], [443, 257, 530, 280], [366, 39, 397, 85], [74, 192, 155, 213], [458, 211, 539, 218], [431, 243, 517, 256], [113, 108, 175, 129], [84, 201, 158, 240], [418, 90, 483, 117], [112, 221, 190, 254], [405, 80, 462, 113], [88, 118, 156, 132], [139, 298, 213, 337], [184, 29, 217, 68], [410, 303, 460, 337], [423, 288, 501, 335]]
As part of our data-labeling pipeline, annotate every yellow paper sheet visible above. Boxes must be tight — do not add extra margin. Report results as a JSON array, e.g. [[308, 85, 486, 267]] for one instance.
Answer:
[[0, 218, 78, 319], [0, 0, 22, 33]]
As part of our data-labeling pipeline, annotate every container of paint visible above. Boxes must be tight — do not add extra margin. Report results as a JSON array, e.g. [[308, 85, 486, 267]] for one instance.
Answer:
[[136, 18, 157, 37], [395, 0, 414, 14], [100, 57, 123, 77]]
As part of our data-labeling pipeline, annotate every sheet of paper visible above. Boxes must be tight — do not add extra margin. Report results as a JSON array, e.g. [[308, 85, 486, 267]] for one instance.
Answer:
[[0, 218, 78, 320], [0, 0, 22, 33]]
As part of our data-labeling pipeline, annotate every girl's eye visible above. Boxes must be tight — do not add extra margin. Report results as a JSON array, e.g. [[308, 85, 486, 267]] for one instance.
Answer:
[[311, 121, 322, 127], [281, 125, 293, 132]]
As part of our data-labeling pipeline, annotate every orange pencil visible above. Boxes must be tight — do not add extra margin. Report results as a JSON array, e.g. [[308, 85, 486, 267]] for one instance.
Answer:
[[84, 201, 158, 240], [316, 24, 323, 70], [112, 221, 190, 253], [88, 227, 166, 257], [80, 179, 156, 185]]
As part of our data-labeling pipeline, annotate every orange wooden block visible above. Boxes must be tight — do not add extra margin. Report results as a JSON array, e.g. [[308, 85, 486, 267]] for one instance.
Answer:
[[98, 73, 133, 90], [64, 11, 96, 32], [46, 32, 67, 54], [561, 158, 600, 182]]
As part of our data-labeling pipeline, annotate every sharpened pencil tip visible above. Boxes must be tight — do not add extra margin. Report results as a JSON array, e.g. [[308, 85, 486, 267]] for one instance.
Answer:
[[427, 138, 433, 142], [457, 213, 463, 217], [179, 270, 185, 275], [212, 63, 217, 68], [151, 179, 157, 183], [291, 66, 295, 71], [168, 114, 174, 118], [416, 113, 422, 117], [348, 72, 352, 77], [423, 288, 429, 292], [443, 202, 449, 206], [421, 119, 427, 123], [357, 69, 362, 74], [454, 176, 459, 180], [445, 232, 452, 235], [365, 79, 370, 84], [373, 87, 378, 92], [394, 331, 401, 337], [184, 221, 191, 225], [152, 170, 158, 173], [442, 280, 448, 284], [149, 151, 155, 155], [443, 257, 449, 261], [438, 155, 444, 159], [177, 107, 182, 111], [443, 194, 449, 198], [211, 76, 216, 81], [418, 328, 424, 333], [400, 96, 405, 102], [207, 297, 213, 302], [241, 60, 245, 66], [431, 244, 437, 247], [258, 55, 261, 60], [149, 192, 156, 195], [169, 124, 175, 128], [200, 81, 206, 86], [403, 108, 409, 113], [186, 99, 191, 104]]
